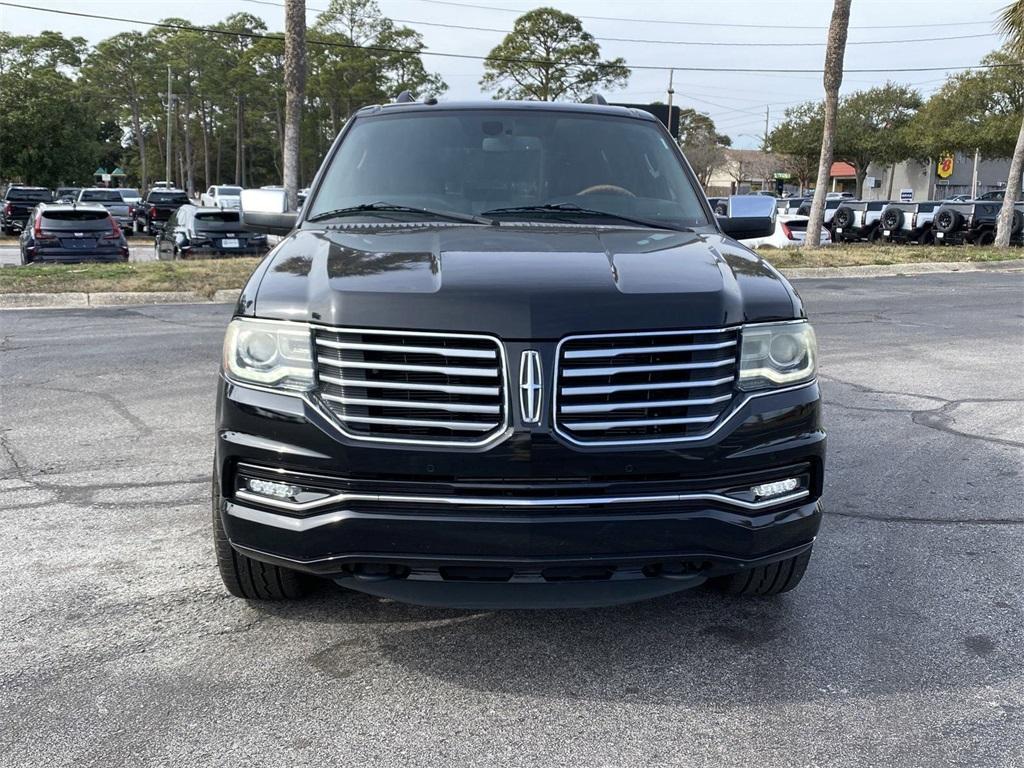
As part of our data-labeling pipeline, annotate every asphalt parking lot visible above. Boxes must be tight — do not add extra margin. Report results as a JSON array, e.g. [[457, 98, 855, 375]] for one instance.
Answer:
[[1, 271, 1022, 767]]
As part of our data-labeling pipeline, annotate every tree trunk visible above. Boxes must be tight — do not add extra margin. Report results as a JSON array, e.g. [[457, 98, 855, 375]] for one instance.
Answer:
[[806, 0, 852, 249], [994, 110, 1024, 247], [240, 96, 247, 187], [183, 102, 195, 197], [234, 96, 243, 186], [283, 0, 307, 209], [154, 128, 164, 180], [130, 102, 147, 192], [855, 167, 867, 199], [200, 100, 211, 190]]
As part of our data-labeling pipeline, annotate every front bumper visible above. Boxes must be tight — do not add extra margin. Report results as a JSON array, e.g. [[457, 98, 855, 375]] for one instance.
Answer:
[[216, 377, 825, 606]]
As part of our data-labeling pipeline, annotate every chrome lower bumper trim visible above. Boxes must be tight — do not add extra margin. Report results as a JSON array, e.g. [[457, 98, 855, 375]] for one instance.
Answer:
[[227, 489, 811, 530]]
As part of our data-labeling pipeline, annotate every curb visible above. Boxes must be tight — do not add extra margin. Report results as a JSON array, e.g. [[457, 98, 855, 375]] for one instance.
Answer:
[[782, 259, 1024, 280], [1, 260, 1021, 309], [0, 289, 240, 310]]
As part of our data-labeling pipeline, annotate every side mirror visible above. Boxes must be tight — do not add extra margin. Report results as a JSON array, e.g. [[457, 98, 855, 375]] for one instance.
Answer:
[[716, 195, 777, 240], [240, 188, 297, 236]]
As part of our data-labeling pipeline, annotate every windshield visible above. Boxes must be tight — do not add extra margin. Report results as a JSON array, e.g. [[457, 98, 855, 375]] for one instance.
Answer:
[[80, 190, 123, 203], [41, 209, 112, 228], [195, 211, 241, 230], [7, 188, 52, 202], [217, 186, 242, 196], [119, 189, 140, 199], [150, 192, 190, 204], [306, 110, 710, 229]]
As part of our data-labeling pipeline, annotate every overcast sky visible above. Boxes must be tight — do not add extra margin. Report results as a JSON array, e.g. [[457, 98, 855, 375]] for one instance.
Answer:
[[0, 0, 1010, 148]]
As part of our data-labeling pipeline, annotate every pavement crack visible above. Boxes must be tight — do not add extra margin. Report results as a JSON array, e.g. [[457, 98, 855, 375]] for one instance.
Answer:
[[822, 375, 1024, 449], [828, 508, 1024, 526], [35, 385, 153, 437], [118, 307, 224, 330], [911, 401, 1024, 449], [0, 430, 29, 482], [819, 374, 949, 404]]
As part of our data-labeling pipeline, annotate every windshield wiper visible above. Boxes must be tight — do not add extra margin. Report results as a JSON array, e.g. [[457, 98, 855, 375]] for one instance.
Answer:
[[307, 202, 494, 225], [481, 203, 691, 232]]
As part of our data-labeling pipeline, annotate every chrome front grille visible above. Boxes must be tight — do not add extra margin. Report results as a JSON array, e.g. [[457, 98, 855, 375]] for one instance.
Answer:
[[314, 328, 508, 445], [554, 328, 739, 444]]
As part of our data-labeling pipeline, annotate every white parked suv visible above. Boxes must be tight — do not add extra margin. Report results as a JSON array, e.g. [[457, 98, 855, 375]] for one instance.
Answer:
[[200, 185, 243, 209], [741, 214, 833, 249]]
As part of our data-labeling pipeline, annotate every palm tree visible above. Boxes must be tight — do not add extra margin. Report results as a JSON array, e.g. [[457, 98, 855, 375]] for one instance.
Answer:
[[805, 0, 852, 249], [994, 0, 1023, 247], [283, 0, 307, 211]]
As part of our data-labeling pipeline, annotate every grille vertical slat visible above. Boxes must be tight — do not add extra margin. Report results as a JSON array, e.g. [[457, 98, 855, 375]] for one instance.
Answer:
[[555, 328, 739, 443], [315, 328, 507, 444]]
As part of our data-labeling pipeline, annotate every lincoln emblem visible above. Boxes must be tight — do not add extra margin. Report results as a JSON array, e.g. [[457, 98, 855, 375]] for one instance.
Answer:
[[518, 350, 543, 424]]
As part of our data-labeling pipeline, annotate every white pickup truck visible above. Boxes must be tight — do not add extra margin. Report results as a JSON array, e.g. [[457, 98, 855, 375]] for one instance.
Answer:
[[199, 185, 243, 209]]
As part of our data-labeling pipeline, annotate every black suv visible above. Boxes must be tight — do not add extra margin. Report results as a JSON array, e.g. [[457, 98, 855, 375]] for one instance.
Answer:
[[155, 204, 268, 259], [933, 200, 1024, 245], [19, 203, 129, 263], [2, 186, 53, 234], [215, 99, 825, 608]]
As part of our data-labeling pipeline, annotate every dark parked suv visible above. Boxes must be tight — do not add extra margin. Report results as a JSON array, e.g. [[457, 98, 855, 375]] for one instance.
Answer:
[[215, 98, 825, 608], [2, 186, 53, 234], [155, 204, 269, 259], [933, 200, 1024, 245], [19, 203, 129, 263]]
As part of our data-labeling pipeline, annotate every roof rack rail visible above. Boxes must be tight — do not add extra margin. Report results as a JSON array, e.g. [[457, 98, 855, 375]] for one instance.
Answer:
[[394, 90, 417, 104], [587, 94, 608, 105]]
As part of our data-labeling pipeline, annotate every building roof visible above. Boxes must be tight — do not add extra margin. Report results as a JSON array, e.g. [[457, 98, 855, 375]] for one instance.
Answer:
[[830, 161, 856, 177]]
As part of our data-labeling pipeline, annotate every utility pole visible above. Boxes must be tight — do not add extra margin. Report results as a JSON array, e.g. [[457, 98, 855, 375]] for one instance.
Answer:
[[764, 105, 770, 149], [165, 66, 172, 188], [666, 68, 675, 139]]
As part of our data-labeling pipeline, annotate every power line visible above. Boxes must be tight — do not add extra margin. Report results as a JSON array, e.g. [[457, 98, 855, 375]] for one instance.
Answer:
[[241, 0, 998, 47], [1, 3, 1017, 75], [405, 0, 998, 31]]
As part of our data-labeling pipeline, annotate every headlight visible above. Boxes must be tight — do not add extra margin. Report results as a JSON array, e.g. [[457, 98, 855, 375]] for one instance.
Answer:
[[738, 321, 817, 390], [222, 318, 314, 391]]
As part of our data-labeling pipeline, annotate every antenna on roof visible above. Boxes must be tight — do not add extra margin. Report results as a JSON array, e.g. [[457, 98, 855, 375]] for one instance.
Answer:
[[394, 90, 417, 104], [587, 94, 608, 105]]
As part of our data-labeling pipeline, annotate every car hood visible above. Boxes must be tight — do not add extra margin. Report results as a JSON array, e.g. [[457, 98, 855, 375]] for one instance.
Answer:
[[246, 225, 801, 337]]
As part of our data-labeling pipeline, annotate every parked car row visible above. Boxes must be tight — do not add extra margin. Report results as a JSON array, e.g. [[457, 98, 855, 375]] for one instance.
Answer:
[[6, 181, 278, 263], [735, 193, 1024, 247], [709, 196, 831, 248]]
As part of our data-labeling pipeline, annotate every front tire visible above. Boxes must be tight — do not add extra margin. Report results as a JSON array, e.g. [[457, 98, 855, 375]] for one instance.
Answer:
[[711, 548, 812, 596], [212, 487, 308, 600]]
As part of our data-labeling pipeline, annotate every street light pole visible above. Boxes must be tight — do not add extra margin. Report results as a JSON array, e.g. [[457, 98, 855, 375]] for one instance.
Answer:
[[165, 66, 172, 188]]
